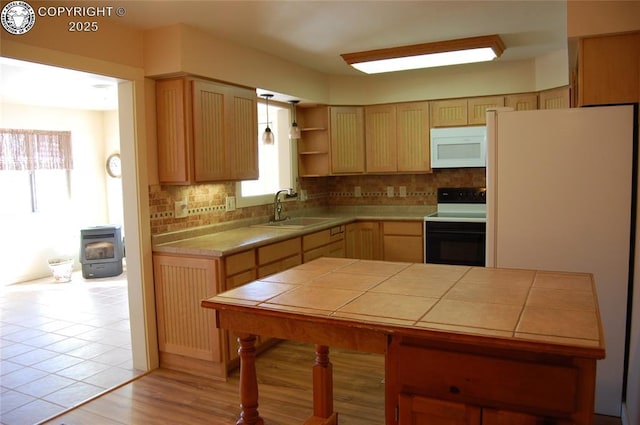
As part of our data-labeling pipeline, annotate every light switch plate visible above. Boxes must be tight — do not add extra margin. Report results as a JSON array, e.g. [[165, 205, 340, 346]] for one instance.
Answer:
[[354, 186, 362, 197], [387, 186, 394, 197], [399, 186, 407, 197]]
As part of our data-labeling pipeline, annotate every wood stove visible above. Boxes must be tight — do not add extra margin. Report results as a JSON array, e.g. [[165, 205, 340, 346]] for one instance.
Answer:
[[80, 225, 124, 278]]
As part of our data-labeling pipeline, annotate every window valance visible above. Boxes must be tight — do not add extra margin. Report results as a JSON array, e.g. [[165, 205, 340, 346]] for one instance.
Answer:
[[0, 129, 73, 170]]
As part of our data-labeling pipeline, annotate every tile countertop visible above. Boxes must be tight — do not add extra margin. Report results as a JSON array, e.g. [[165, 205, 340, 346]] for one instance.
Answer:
[[152, 206, 435, 257], [203, 257, 606, 357]]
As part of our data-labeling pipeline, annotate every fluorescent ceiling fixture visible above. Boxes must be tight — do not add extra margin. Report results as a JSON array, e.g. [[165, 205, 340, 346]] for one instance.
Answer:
[[341, 35, 505, 74]]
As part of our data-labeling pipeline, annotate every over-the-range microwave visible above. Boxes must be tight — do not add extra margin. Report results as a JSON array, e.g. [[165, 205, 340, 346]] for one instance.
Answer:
[[430, 126, 486, 168]]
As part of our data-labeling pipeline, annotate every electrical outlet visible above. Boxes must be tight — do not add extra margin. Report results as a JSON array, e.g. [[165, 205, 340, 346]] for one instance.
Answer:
[[399, 186, 407, 197], [299, 190, 308, 201], [354, 186, 362, 197], [225, 196, 236, 212], [387, 186, 394, 197], [174, 199, 188, 218]]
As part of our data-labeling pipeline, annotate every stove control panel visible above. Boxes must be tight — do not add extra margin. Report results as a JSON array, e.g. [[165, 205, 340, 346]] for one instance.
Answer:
[[437, 187, 486, 204]]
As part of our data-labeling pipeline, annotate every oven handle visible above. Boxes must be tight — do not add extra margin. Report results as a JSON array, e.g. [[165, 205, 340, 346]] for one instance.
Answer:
[[425, 229, 486, 235]]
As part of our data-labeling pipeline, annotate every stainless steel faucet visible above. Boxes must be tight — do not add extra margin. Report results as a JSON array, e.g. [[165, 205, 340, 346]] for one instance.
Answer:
[[272, 188, 296, 222]]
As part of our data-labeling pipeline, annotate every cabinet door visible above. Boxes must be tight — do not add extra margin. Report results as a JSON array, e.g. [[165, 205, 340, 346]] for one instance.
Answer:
[[365, 104, 397, 173], [538, 87, 570, 110], [153, 254, 221, 361], [505, 93, 538, 111], [330, 106, 365, 174], [345, 222, 382, 260], [228, 86, 259, 180], [156, 78, 191, 183], [398, 394, 481, 425], [396, 102, 431, 172], [192, 80, 227, 181], [430, 99, 468, 127], [467, 96, 505, 125]]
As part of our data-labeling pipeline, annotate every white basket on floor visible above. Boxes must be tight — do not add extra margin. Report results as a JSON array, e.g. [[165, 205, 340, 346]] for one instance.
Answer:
[[48, 258, 74, 282]]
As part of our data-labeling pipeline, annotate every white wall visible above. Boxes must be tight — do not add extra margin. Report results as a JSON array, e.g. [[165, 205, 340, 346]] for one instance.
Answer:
[[0, 103, 119, 285]]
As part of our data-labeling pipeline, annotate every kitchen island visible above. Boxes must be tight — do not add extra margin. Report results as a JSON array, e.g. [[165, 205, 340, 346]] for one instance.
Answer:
[[201, 258, 605, 425]]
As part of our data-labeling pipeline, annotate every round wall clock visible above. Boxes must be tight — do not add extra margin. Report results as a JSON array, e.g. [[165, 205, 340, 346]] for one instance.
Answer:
[[106, 153, 122, 178]]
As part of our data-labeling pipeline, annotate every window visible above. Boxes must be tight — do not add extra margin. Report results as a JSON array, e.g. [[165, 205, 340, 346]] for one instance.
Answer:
[[236, 101, 297, 207], [0, 129, 73, 214]]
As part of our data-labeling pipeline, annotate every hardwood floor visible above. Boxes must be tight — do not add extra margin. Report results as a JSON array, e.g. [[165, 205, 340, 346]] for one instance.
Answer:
[[42, 340, 385, 425], [42, 340, 621, 425]]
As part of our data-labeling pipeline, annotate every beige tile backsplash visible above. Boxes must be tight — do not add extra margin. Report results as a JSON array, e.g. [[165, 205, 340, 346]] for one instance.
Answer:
[[149, 168, 485, 235]]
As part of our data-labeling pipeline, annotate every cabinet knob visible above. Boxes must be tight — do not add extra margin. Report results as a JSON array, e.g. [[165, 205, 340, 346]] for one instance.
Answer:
[[449, 386, 460, 394]]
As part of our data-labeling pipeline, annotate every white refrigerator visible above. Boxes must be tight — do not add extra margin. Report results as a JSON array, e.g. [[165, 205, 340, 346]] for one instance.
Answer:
[[485, 105, 636, 416]]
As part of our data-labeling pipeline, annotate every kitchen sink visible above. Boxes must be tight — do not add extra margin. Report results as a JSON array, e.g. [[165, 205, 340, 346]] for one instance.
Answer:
[[251, 217, 332, 229]]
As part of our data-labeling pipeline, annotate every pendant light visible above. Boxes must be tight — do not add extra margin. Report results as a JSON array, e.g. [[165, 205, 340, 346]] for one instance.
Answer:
[[289, 100, 301, 140], [261, 94, 274, 145]]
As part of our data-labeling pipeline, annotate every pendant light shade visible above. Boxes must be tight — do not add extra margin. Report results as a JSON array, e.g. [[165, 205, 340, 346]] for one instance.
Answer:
[[261, 93, 274, 145], [289, 100, 301, 140]]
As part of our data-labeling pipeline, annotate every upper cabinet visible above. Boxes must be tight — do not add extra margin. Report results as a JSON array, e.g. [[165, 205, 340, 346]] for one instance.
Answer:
[[538, 86, 570, 109], [578, 31, 640, 107], [430, 96, 504, 127], [156, 77, 258, 184], [365, 102, 431, 173], [330, 106, 365, 174], [297, 106, 330, 177], [504, 93, 538, 111]]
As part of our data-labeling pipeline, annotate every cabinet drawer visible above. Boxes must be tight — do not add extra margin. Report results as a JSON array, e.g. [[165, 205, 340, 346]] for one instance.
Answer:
[[395, 344, 578, 415], [383, 221, 423, 236], [258, 238, 301, 265], [258, 255, 302, 278], [303, 226, 345, 251], [226, 269, 256, 290], [303, 240, 345, 262], [225, 250, 256, 276]]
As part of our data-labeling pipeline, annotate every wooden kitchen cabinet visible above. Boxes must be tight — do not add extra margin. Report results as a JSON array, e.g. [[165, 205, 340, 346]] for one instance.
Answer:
[[578, 31, 640, 107], [538, 86, 570, 109], [302, 225, 346, 262], [297, 105, 330, 177], [156, 77, 258, 184], [431, 96, 504, 127], [330, 106, 365, 174], [382, 221, 424, 263], [505, 93, 538, 111], [430, 99, 468, 127], [257, 237, 302, 278], [365, 104, 397, 173], [466, 96, 505, 124], [365, 102, 431, 173], [345, 221, 382, 260], [153, 253, 226, 379]]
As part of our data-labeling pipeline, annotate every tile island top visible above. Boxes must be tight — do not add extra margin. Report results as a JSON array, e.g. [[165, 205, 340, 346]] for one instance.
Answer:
[[203, 257, 605, 358]]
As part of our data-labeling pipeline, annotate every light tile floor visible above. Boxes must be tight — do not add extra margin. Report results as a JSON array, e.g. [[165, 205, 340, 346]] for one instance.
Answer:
[[0, 268, 143, 425]]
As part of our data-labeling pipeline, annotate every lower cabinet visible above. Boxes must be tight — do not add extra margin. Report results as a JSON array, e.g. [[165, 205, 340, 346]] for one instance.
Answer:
[[257, 237, 302, 278], [346, 220, 424, 262], [153, 254, 226, 379], [303, 225, 346, 262], [383, 221, 424, 262], [346, 221, 382, 260]]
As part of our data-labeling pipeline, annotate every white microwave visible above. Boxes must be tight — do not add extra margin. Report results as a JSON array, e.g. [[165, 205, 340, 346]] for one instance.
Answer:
[[430, 126, 486, 168]]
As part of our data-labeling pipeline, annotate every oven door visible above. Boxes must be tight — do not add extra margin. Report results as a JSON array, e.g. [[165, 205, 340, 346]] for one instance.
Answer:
[[425, 221, 486, 266]]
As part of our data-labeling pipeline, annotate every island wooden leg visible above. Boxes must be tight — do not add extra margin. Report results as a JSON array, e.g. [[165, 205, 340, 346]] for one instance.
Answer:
[[310, 344, 337, 425], [236, 333, 264, 425]]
